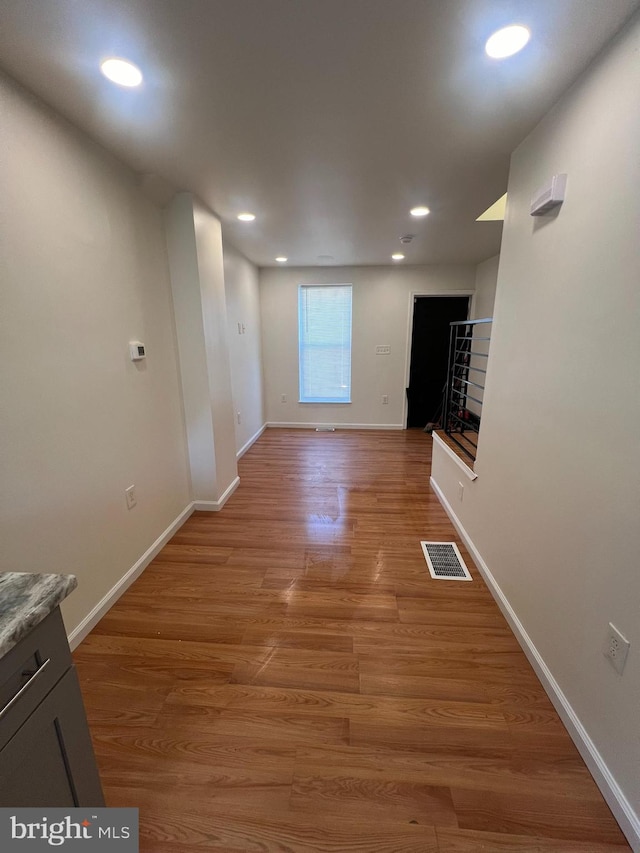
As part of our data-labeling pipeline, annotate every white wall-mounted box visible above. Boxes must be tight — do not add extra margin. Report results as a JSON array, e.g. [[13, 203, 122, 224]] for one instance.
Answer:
[[530, 173, 567, 216], [129, 341, 146, 361]]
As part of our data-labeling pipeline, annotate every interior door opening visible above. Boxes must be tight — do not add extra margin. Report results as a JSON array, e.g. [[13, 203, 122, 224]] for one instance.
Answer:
[[406, 296, 470, 429]]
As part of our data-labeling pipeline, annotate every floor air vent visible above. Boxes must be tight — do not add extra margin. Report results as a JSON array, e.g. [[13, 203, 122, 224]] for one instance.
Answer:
[[420, 541, 472, 581]]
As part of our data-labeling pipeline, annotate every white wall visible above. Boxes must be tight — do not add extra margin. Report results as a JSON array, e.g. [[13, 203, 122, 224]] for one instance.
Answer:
[[470, 254, 499, 320], [0, 72, 192, 635], [260, 264, 475, 428], [191, 198, 238, 497], [431, 14, 640, 843], [466, 254, 499, 416], [223, 244, 265, 455], [165, 194, 239, 506], [164, 194, 216, 500]]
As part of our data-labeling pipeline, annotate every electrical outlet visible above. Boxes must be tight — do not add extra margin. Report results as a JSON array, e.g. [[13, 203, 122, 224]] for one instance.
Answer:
[[237, 411, 241, 424], [382, 395, 388, 405], [125, 485, 137, 510], [375, 345, 391, 355], [458, 482, 464, 502], [281, 394, 287, 403], [603, 623, 630, 674]]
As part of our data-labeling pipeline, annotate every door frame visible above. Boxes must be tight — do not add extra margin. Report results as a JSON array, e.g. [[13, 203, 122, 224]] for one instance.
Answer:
[[402, 291, 474, 429]]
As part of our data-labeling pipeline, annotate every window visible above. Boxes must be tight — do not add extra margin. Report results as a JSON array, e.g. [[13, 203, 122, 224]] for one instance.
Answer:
[[298, 284, 352, 403]]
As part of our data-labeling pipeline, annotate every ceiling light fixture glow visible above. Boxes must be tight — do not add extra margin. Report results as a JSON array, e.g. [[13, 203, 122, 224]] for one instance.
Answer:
[[391, 253, 405, 261], [100, 58, 143, 87], [485, 25, 530, 59], [410, 206, 430, 217], [275, 256, 288, 263], [237, 213, 256, 222]]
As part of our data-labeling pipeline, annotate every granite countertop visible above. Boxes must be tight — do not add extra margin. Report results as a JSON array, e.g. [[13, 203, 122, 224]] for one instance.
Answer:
[[0, 572, 77, 658]]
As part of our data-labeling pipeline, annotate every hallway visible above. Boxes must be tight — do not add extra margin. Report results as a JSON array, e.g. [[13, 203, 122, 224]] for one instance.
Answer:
[[73, 429, 629, 851]]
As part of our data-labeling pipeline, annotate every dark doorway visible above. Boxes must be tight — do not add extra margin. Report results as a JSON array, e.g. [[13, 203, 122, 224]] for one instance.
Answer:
[[406, 296, 470, 428]]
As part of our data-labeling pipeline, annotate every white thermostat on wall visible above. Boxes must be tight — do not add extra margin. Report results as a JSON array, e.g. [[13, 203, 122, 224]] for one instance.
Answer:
[[129, 341, 146, 361]]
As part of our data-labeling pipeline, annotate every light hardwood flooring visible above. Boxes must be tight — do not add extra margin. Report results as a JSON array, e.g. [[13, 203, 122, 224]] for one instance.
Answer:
[[73, 429, 630, 852]]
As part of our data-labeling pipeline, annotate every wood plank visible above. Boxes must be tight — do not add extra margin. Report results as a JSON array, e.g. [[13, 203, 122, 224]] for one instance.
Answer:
[[293, 745, 606, 800], [398, 607, 512, 628], [290, 772, 458, 824], [111, 800, 440, 852], [230, 650, 361, 693], [90, 610, 248, 644], [157, 707, 350, 746], [359, 650, 540, 684], [436, 827, 629, 852], [349, 719, 513, 759], [450, 787, 628, 845], [92, 730, 297, 774], [165, 683, 506, 730], [240, 628, 354, 652], [74, 652, 235, 686], [359, 672, 497, 704]]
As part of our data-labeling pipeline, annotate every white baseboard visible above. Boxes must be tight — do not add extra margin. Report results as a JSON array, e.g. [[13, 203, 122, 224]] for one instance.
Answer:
[[67, 502, 195, 651], [266, 422, 404, 430], [429, 475, 640, 850], [193, 475, 240, 511], [237, 424, 266, 459]]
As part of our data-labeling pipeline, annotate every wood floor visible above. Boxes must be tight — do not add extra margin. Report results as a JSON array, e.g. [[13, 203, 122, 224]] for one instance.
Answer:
[[73, 429, 629, 852]]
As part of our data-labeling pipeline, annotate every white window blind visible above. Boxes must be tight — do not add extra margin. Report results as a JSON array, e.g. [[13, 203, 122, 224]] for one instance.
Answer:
[[298, 284, 352, 403]]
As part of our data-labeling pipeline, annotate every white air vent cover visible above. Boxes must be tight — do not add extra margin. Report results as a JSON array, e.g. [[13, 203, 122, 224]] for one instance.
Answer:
[[420, 541, 472, 581], [530, 173, 567, 216]]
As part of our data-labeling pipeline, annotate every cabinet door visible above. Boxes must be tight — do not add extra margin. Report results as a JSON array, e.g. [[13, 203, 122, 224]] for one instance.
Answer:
[[0, 667, 104, 807]]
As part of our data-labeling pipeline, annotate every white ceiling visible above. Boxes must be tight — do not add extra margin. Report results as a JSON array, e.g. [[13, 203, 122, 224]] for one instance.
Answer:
[[0, 0, 638, 267]]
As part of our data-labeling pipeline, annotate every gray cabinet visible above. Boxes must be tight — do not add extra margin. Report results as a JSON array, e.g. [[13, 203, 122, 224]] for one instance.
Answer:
[[0, 608, 104, 807]]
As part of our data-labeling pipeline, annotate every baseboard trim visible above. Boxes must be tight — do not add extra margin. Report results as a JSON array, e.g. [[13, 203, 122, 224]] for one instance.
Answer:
[[67, 502, 195, 651], [429, 474, 640, 850], [237, 424, 266, 459], [266, 422, 404, 430], [193, 475, 240, 511]]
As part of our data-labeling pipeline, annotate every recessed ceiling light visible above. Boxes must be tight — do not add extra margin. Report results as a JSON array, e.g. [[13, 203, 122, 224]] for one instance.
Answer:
[[392, 253, 405, 261], [485, 25, 530, 59], [275, 256, 288, 263], [410, 206, 430, 217], [237, 213, 256, 222], [100, 58, 143, 88]]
